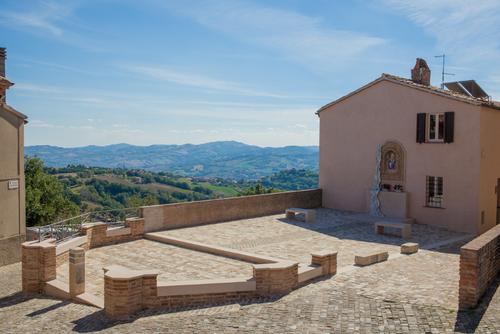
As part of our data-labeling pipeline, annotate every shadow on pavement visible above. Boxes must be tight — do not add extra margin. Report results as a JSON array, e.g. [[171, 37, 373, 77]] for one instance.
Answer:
[[454, 277, 499, 333]]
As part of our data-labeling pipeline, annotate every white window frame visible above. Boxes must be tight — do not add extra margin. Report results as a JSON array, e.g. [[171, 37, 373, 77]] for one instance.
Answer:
[[427, 113, 445, 143], [426, 176, 444, 208]]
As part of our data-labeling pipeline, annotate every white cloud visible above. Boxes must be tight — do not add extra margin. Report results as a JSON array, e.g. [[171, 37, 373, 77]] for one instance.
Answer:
[[382, 0, 500, 99], [0, 1, 76, 37], [161, 0, 386, 69], [29, 120, 59, 128], [382, 0, 500, 61], [14, 83, 64, 94], [124, 64, 301, 98]]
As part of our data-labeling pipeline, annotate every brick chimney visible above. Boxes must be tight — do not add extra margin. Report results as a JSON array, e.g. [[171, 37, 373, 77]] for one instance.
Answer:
[[411, 58, 431, 86], [0, 47, 5, 78]]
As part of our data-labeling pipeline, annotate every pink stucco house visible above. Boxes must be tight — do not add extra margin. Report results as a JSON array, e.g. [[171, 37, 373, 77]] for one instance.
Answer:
[[317, 59, 500, 235]]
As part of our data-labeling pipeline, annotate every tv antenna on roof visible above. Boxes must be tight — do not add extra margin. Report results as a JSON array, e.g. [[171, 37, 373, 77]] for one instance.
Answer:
[[435, 54, 455, 89]]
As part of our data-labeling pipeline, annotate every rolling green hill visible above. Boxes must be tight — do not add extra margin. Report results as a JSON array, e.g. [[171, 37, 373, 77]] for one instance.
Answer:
[[26, 141, 319, 180], [47, 165, 318, 213]]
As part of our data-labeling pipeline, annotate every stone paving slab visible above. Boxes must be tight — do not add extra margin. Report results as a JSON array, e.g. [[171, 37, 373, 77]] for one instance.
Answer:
[[57, 239, 253, 297]]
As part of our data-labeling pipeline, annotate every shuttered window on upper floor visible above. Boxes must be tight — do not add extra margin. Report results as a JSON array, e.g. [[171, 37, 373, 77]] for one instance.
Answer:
[[416, 112, 454, 144]]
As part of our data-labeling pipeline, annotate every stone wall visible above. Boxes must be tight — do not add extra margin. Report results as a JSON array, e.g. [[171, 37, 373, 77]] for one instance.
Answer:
[[140, 189, 322, 232], [459, 224, 500, 309], [0, 234, 25, 266]]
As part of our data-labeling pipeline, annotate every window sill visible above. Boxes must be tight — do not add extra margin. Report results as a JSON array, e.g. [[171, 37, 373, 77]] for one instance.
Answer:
[[423, 205, 446, 210]]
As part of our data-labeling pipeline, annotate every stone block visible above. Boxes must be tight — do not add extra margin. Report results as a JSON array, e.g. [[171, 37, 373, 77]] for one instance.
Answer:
[[355, 251, 389, 266], [401, 242, 419, 254], [69, 247, 85, 297], [311, 251, 337, 275], [285, 208, 316, 223]]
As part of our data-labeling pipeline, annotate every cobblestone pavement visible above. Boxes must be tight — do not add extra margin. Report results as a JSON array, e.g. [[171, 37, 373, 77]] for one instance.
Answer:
[[1, 210, 497, 333], [1, 259, 499, 333], [57, 239, 253, 297], [159, 209, 469, 268]]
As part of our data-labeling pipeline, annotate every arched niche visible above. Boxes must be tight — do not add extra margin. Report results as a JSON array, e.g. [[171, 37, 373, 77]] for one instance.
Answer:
[[380, 141, 405, 186]]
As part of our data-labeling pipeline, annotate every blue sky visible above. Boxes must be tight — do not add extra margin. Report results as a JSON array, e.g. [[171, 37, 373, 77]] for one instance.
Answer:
[[1, 0, 499, 147]]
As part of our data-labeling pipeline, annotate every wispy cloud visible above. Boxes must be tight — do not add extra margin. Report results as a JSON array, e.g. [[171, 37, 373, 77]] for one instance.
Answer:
[[382, 0, 500, 61], [14, 83, 64, 94], [0, 1, 75, 37], [160, 0, 386, 70], [381, 0, 500, 98], [123, 64, 317, 98]]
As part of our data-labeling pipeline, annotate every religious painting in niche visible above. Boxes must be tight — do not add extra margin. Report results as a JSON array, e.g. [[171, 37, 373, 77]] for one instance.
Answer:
[[380, 141, 405, 183]]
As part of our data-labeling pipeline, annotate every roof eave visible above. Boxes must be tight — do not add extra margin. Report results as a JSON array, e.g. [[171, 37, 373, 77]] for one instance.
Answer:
[[315, 74, 498, 115], [1, 103, 28, 122]]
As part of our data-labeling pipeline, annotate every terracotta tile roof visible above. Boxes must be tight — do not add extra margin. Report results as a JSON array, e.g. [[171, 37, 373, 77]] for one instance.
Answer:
[[316, 73, 500, 114]]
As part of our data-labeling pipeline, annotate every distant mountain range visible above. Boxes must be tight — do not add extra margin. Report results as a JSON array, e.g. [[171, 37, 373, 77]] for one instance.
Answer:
[[26, 141, 319, 180]]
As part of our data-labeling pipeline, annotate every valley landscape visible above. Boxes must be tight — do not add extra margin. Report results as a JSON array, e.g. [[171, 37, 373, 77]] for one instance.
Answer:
[[26, 141, 319, 180], [25, 141, 319, 225]]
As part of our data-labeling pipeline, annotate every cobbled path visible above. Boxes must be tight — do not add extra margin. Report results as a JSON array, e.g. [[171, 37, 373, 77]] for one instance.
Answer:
[[1, 209, 498, 333], [1, 257, 499, 333]]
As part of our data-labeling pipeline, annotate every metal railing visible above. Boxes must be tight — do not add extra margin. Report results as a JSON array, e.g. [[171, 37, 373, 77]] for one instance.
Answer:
[[28, 207, 141, 243]]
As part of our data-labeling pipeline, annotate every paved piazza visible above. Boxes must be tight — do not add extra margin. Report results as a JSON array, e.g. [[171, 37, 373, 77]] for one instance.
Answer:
[[159, 209, 469, 268], [1, 209, 499, 333], [57, 239, 253, 297]]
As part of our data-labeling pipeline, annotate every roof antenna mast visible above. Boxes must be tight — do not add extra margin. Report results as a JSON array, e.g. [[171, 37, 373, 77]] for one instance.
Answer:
[[434, 54, 454, 89]]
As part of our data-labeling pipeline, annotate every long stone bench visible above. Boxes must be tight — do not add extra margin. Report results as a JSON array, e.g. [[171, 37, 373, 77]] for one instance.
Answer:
[[354, 251, 389, 266], [286, 208, 316, 223], [375, 221, 411, 239]]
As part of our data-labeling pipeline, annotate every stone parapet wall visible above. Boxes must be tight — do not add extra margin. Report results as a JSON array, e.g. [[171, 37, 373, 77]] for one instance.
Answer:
[[140, 189, 322, 232], [459, 224, 500, 309]]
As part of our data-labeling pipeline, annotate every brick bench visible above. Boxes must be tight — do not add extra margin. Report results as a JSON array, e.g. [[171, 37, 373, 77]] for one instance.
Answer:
[[375, 221, 411, 239], [354, 251, 389, 266], [285, 208, 316, 223]]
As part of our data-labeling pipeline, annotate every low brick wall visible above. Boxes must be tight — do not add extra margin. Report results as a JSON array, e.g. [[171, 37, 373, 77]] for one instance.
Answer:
[[81, 218, 145, 248], [459, 224, 500, 309], [140, 189, 322, 232], [22, 240, 56, 293], [102, 246, 338, 319]]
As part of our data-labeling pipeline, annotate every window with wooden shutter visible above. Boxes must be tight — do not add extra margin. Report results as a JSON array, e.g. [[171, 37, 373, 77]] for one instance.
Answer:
[[416, 113, 426, 143], [444, 112, 455, 143]]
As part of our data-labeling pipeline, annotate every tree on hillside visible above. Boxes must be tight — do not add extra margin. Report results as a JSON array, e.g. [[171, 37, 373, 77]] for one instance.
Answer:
[[25, 157, 80, 226], [241, 183, 275, 196]]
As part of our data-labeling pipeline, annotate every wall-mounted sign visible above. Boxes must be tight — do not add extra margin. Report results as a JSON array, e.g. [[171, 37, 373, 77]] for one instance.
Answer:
[[8, 180, 19, 190]]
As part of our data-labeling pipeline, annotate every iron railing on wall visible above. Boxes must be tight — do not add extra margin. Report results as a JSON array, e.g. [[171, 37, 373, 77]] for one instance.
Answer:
[[27, 207, 140, 243]]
